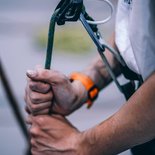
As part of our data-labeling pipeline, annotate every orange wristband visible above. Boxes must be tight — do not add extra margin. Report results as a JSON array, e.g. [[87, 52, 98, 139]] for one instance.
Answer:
[[70, 72, 99, 108]]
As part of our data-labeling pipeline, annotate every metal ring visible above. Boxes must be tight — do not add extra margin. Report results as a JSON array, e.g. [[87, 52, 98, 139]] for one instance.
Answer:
[[86, 0, 114, 25]]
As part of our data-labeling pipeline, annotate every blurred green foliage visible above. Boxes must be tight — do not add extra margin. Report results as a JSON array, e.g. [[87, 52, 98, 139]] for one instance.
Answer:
[[35, 24, 94, 54]]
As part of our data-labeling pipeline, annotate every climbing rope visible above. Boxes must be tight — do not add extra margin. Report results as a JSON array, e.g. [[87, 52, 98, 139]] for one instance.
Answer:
[[45, 9, 59, 69]]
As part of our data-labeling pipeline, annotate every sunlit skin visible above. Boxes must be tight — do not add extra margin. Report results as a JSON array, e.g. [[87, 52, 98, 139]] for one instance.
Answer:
[[25, 34, 155, 154]]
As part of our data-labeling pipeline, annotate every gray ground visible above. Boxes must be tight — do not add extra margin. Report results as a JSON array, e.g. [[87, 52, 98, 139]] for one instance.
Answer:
[[0, 0, 131, 155]]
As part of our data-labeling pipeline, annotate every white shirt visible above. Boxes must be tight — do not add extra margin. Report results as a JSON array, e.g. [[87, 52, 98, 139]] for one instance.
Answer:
[[115, 0, 155, 80]]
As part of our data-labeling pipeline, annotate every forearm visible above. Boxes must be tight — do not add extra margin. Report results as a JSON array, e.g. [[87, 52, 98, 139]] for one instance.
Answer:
[[72, 34, 121, 105], [81, 72, 155, 155]]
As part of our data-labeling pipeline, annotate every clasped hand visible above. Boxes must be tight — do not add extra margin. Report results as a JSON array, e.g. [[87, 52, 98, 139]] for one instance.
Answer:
[[25, 67, 84, 116], [24, 67, 88, 155]]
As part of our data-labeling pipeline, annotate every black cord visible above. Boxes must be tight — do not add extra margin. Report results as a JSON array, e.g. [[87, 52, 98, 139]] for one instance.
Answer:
[[0, 60, 31, 155]]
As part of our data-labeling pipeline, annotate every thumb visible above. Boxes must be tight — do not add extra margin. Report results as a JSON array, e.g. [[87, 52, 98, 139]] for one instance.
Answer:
[[27, 70, 38, 79], [26, 65, 43, 79], [26, 68, 64, 84]]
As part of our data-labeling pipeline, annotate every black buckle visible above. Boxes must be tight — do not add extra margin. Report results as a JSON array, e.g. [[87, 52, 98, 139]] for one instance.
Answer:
[[55, 0, 83, 25], [88, 85, 99, 102]]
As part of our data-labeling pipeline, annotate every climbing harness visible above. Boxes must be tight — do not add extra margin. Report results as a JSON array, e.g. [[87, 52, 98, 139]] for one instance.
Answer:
[[45, 0, 137, 100]]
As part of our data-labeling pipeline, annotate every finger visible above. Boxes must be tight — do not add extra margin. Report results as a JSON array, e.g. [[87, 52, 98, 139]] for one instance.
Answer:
[[47, 114, 76, 129], [25, 83, 53, 112], [26, 115, 33, 125], [24, 88, 33, 114], [29, 80, 51, 94], [30, 138, 38, 148], [51, 103, 71, 116], [29, 124, 53, 143], [26, 100, 51, 114], [33, 101, 51, 112], [33, 109, 50, 116], [29, 90, 53, 104], [27, 93, 52, 114], [33, 115, 67, 129], [26, 68, 69, 84], [34, 136, 56, 151], [51, 114, 70, 125], [32, 115, 65, 128], [30, 126, 41, 137], [33, 115, 51, 127], [25, 105, 31, 114], [24, 84, 29, 103], [31, 148, 43, 155]]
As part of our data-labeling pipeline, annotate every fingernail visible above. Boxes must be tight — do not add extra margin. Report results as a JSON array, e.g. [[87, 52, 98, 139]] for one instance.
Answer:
[[27, 70, 37, 77]]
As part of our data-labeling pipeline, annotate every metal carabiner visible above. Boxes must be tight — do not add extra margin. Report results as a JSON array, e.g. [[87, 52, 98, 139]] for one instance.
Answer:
[[79, 13, 127, 93], [55, 0, 83, 25]]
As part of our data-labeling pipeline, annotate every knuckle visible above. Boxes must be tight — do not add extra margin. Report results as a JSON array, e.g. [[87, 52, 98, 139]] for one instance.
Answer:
[[41, 69, 49, 77], [29, 81, 36, 90], [52, 70, 63, 81], [30, 104, 37, 111], [30, 127, 39, 136], [42, 83, 51, 92], [27, 79, 32, 87], [42, 109, 50, 114], [36, 117, 44, 126], [30, 103, 41, 112], [31, 148, 40, 155], [46, 101, 52, 107], [30, 93, 40, 103], [62, 75, 68, 82], [37, 82, 50, 93], [30, 81, 50, 93], [24, 89, 28, 101], [25, 106, 30, 114], [61, 77, 67, 83], [57, 74, 68, 84], [30, 138, 36, 147], [48, 91, 53, 100]]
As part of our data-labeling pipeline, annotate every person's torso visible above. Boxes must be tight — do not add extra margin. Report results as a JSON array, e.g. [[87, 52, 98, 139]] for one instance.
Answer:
[[115, 0, 155, 80]]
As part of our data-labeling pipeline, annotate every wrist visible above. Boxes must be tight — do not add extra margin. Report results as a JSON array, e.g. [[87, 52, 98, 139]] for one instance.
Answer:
[[78, 128, 100, 155], [71, 80, 88, 105], [70, 72, 99, 108], [83, 66, 104, 90]]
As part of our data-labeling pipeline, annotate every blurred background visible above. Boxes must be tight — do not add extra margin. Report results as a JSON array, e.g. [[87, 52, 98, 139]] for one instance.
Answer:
[[0, 0, 131, 154]]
